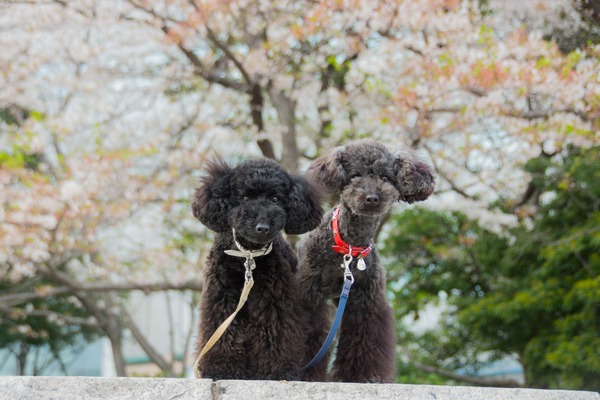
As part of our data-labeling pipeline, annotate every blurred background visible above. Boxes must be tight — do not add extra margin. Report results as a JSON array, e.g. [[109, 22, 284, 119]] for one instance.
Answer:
[[0, 0, 598, 390]]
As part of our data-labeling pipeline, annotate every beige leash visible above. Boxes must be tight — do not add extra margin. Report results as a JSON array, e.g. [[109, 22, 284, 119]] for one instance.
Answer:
[[193, 231, 272, 379], [193, 274, 254, 378]]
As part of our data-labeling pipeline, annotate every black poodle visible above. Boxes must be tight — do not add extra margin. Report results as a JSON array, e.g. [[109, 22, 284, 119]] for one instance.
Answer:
[[298, 140, 435, 383], [191, 157, 323, 380]]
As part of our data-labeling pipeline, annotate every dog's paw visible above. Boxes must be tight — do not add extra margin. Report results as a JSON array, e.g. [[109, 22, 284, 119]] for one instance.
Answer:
[[364, 377, 385, 384], [272, 370, 300, 381]]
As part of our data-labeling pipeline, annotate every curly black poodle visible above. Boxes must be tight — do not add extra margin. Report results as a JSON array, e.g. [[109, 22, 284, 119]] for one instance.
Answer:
[[298, 140, 435, 383], [191, 157, 323, 380]]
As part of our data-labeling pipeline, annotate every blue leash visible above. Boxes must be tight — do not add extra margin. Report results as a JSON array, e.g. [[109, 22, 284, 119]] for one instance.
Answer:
[[302, 256, 354, 371]]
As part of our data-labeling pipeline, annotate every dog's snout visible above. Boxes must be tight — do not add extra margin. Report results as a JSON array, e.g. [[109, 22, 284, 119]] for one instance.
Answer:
[[255, 223, 270, 234], [365, 194, 379, 204]]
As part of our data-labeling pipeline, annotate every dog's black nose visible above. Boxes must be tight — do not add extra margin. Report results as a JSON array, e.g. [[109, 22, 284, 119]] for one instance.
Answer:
[[365, 194, 379, 204], [255, 223, 270, 234]]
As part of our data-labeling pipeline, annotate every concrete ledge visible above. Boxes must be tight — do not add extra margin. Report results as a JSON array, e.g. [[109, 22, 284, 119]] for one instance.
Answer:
[[0, 376, 598, 400]]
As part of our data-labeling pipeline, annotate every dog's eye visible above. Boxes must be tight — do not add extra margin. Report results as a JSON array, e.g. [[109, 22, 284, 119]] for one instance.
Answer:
[[349, 174, 360, 180], [271, 196, 279, 204], [381, 176, 389, 182]]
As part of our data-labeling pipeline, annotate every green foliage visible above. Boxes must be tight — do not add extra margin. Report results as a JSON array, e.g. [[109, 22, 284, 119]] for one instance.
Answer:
[[324, 55, 352, 91], [0, 145, 42, 170], [0, 276, 102, 374], [0, 109, 19, 125], [384, 146, 600, 390]]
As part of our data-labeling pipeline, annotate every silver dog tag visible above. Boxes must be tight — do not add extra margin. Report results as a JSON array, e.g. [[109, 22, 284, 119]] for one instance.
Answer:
[[357, 258, 366, 271]]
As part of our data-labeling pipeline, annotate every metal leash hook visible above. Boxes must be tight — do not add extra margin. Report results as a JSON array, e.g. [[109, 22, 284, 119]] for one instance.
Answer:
[[244, 256, 255, 282], [342, 253, 354, 284]]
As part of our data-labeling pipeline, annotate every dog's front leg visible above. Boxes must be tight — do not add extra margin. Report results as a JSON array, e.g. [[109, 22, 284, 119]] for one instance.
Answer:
[[331, 287, 396, 383], [297, 269, 332, 381], [195, 271, 250, 380]]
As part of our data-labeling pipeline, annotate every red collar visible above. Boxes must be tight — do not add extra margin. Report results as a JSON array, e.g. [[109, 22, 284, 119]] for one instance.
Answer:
[[331, 205, 374, 258]]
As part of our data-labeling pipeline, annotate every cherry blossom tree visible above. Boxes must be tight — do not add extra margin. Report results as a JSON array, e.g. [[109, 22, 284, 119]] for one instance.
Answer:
[[0, 2, 214, 375], [114, 0, 597, 223], [0, 101, 209, 375], [1, 0, 597, 379]]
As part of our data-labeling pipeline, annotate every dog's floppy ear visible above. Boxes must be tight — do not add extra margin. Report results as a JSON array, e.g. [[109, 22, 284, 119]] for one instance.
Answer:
[[191, 158, 233, 232], [306, 147, 346, 192], [284, 175, 324, 235], [393, 149, 435, 203]]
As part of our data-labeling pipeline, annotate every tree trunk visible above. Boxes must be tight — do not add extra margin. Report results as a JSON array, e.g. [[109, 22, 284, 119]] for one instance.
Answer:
[[249, 83, 277, 161], [105, 318, 127, 377], [268, 88, 299, 172], [119, 303, 173, 376], [17, 342, 28, 375], [101, 294, 127, 377]]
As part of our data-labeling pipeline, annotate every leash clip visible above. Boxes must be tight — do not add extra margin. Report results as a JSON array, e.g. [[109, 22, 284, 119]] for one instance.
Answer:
[[244, 257, 255, 282], [342, 253, 354, 284]]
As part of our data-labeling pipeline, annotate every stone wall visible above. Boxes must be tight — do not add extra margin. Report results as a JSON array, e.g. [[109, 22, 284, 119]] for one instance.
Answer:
[[1, 376, 598, 400]]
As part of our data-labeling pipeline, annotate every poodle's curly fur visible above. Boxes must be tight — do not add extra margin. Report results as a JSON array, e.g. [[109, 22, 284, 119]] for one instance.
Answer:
[[191, 157, 323, 380], [298, 140, 435, 383]]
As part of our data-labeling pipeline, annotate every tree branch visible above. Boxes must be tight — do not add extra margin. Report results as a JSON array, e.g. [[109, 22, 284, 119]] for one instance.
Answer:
[[461, 86, 488, 97], [122, 1, 247, 92], [411, 360, 522, 388], [0, 280, 203, 308], [187, 0, 253, 86], [0, 305, 99, 328], [128, 0, 253, 93], [126, 0, 278, 161], [48, 0, 91, 18], [422, 144, 478, 200], [503, 108, 590, 122], [159, 25, 248, 92]]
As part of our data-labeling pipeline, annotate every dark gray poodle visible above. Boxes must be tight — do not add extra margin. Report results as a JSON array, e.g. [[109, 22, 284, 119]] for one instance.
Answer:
[[191, 157, 323, 380], [298, 140, 434, 383]]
